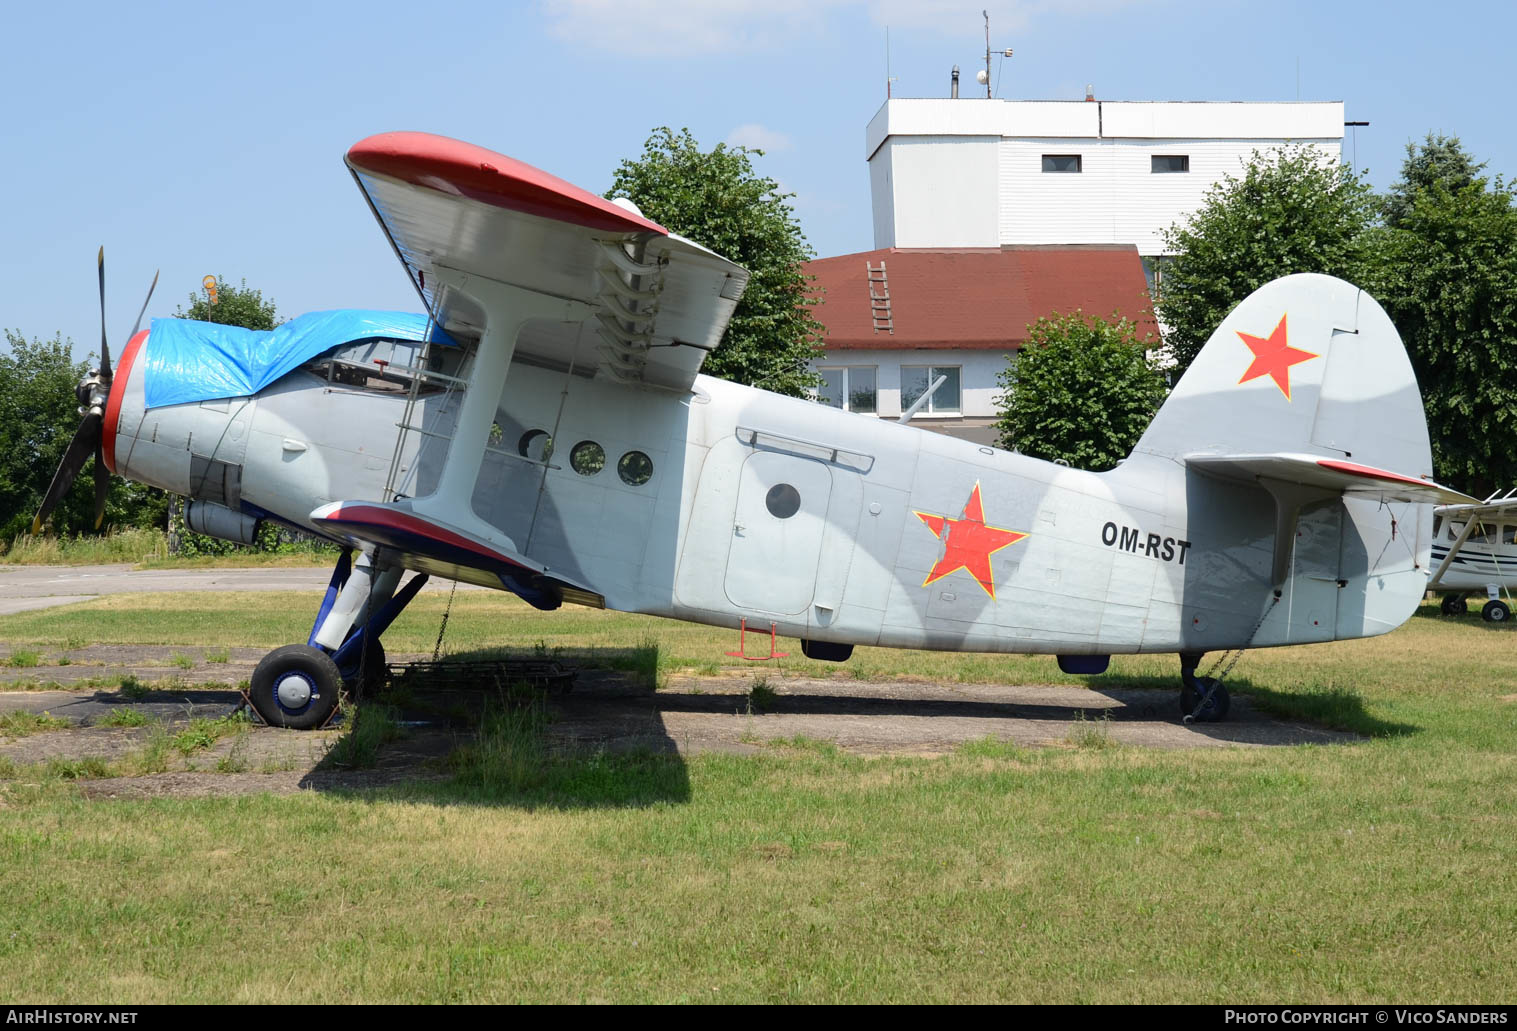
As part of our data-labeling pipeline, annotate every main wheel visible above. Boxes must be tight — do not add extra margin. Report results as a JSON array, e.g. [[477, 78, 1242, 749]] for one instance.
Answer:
[[1482, 599, 1510, 623], [250, 644, 343, 730], [1181, 676, 1231, 722], [1441, 594, 1468, 616]]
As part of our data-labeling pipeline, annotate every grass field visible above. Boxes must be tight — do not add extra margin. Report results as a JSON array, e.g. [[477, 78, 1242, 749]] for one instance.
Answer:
[[1, 528, 331, 567], [1, 590, 1515, 1003]]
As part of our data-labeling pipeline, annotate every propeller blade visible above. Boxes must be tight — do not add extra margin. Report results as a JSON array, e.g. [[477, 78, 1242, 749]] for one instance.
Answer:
[[97, 246, 111, 380], [93, 439, 111, 530], [126, 269, 160, 343], [30, 411, 103, 535]]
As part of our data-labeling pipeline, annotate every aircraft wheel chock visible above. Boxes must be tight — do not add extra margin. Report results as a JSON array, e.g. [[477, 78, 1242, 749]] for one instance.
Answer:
[[1181, 676, 1230, 722], [1482, 600, 1510, 623], [250, 644, 343, 730], [1441, 595, 1467, 616]]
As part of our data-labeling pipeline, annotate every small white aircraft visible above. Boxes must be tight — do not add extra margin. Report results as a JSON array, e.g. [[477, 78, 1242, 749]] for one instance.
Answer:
[[1429, 491, 1517, 620], [34, 131, 1473, 729]]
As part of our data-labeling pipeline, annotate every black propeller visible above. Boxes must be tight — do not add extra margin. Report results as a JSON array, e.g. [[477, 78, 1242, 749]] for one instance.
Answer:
[[30, 249, 158, 535]]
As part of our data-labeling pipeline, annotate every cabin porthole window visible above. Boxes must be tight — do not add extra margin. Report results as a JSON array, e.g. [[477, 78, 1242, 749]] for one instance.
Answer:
[[765, 483, 801, 519], [569, 441, 605, 476], [617, 450, 654, 486], [518, 429, 554, 463]]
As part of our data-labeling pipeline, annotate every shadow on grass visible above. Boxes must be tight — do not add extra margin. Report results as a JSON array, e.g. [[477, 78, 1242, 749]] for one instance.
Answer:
[[306, 647, 690, 811], [439, 641, 661, 685], [1087, 672, 1419, 739]]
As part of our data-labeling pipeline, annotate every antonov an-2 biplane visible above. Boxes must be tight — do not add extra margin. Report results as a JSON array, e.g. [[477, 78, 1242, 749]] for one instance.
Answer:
[[34, 131, 1474, 729]]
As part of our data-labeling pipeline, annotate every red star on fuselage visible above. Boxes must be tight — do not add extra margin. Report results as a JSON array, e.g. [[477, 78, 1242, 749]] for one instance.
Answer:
[[1237, 313, 1317, 400], [914, 482, 1028, 600]]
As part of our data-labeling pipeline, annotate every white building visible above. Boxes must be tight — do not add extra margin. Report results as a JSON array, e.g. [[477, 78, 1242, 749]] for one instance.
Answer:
[[805, 95, 1347, 443], [865, 96, 1343, 289]]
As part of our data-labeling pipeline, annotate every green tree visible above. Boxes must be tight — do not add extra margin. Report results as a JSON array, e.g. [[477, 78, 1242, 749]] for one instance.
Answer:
[[1156, 145, 1382, 374], [1377, 140, 1517, 495], [994, 313, 1167, 471], [605, 127, 823, 396], [1383, 132, 1487, 228], [0, 331, 166, 540], [175, 277, 280, 329]]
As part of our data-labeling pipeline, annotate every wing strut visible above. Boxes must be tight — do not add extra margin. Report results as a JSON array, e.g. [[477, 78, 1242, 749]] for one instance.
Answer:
[[406, 266, 590, 549]]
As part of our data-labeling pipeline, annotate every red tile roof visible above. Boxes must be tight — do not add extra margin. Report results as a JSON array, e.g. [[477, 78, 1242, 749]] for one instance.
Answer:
[[805, 245, 1156, 351]]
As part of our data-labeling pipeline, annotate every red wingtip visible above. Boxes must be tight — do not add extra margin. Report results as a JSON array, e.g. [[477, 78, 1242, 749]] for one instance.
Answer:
[[345, 131, 668, 236]]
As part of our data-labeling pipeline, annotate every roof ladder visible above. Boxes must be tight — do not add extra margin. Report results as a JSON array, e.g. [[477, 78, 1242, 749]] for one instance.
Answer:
[[866, 261, 893, 334]]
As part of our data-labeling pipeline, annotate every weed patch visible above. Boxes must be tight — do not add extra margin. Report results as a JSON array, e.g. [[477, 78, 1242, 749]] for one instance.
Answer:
[[0, 711, 70, 738]]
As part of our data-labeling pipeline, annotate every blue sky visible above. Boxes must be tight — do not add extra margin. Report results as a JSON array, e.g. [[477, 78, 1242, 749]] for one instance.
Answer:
[[3, 0, 1513, 360]]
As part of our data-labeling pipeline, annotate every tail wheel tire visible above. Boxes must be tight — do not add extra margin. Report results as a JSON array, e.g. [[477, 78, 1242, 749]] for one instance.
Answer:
[[1181, 676, 1231, 722], [250, 644, 342, 730], [1482, 600, 1510, 623]]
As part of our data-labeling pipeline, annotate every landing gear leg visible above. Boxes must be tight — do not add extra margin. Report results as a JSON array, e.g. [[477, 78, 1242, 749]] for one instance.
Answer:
[[246, 550, 429, 728], [1179, 651, 1230, 724]]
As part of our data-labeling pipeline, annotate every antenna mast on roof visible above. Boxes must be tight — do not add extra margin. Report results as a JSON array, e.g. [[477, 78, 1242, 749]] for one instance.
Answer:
[[984, 11, 991, 98], [978, 11, 1013, 99]]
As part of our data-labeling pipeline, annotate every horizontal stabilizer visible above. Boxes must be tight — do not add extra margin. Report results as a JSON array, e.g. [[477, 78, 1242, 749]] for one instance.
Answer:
[[1186, 453, 1476, 506], [310, 500, 603, 610]]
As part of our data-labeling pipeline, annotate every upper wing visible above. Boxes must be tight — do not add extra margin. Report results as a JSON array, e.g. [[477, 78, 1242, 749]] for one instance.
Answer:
[[345, 132, 750, 392], [1185, 453, 1476, 506]]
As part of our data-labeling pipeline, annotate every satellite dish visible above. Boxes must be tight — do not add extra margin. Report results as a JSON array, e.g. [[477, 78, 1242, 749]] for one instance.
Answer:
[[975, 69, 989, 85]]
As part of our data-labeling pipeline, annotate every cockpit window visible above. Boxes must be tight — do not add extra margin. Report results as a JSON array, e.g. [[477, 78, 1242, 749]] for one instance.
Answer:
[[304, 338, 460, 395]]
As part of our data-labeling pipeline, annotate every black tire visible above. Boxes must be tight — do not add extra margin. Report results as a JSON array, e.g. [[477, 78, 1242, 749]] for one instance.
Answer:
[[249, 644, 343, 730], [1483, 600, 1510, 623], [1181, 676, 1231, 722], [1441, 595, 1468, 616]]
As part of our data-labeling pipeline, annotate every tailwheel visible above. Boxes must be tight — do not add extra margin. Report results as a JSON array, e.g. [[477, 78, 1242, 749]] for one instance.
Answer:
[[1482, 599, 1510, 623], [1180, 676, 1231, 723], [1441, 594, 1468, 616], [250, 644, 343, 729]]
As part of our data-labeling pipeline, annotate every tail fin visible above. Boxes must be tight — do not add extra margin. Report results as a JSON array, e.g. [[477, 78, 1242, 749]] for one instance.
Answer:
[[1133, 273, 1433, 478], [1129, 274, 1465, 646]]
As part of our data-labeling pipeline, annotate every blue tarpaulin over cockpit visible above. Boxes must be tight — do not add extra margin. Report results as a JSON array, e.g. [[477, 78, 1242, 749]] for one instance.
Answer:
[[142, 310, 457, 409]]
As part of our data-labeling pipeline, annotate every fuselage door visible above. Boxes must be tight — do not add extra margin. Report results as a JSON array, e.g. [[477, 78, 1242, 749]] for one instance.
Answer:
[[725, 451, 833, 615]]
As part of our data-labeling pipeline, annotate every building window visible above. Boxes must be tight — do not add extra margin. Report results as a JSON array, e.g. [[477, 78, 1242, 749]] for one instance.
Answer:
[[1141, 255, 1175, 301], [1042, 154, 1081, 173], [1152, 155, 1190, 173], [818, 366, 877, 414], [901, 366, 962, 415]]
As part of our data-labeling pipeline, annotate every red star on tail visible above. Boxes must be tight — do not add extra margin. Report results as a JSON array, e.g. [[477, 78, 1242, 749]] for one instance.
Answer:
[[915, 483, 1028, 600], [1237, 313, 1317, 400]]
